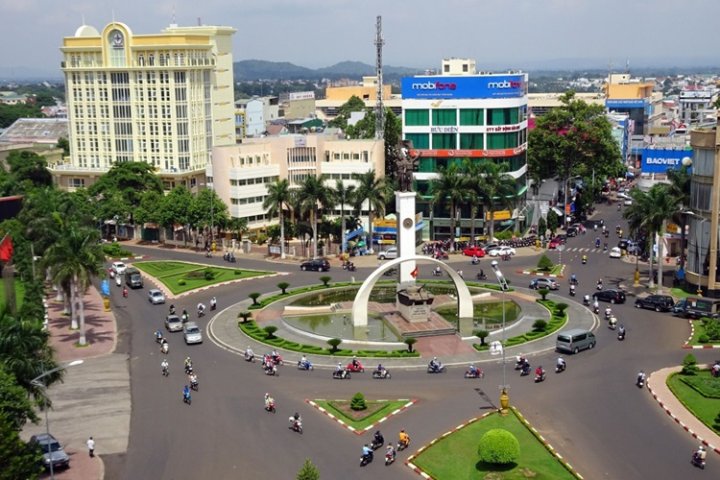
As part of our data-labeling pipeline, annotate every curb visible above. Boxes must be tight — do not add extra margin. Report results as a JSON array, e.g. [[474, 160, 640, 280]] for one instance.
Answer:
[[307, 399, 415, 435], [647, 370, 720, 456], [405, 408, 583, 479]]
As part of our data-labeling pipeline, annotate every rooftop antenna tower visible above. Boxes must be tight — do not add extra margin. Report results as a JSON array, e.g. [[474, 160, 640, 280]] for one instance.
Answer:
[[374, 15, 385, 140], [625, 57, 630, 74]]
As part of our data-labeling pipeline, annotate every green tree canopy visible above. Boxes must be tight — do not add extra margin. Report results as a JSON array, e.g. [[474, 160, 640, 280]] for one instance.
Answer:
[[327, 95, 366, 130], [160, 185, 193, 229], [4, 150, 53, 193], [88, 162, 164, 217], [0, 366, 38, 430]]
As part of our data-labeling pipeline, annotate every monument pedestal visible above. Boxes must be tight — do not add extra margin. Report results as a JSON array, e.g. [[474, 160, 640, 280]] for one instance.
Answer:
[[396, 284, 434, 324]]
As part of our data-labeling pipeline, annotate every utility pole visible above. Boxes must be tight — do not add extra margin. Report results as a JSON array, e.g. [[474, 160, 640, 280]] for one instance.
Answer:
[[374, 15, 384, 140]]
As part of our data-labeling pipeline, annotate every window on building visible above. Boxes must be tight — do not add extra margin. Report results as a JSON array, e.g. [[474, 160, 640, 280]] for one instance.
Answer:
[[432, 109, 457, 126], [405, 133, 429, 149], [404, 109, 429, 126], [487, 108, 520, 126], [460, 133, 484, 149], [487, 132, 519, 149], [459, 109, 484, 126], [432, 134, 457, 149], [71, 178, 85, 188]]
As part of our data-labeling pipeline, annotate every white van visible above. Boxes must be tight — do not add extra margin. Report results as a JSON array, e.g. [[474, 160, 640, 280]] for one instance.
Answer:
[[556, 329, 596, 354]]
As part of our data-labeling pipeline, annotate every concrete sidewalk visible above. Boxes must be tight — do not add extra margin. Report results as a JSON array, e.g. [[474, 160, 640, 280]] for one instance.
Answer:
[[647, 366, 720, 456], [22, 285, 130, 480]]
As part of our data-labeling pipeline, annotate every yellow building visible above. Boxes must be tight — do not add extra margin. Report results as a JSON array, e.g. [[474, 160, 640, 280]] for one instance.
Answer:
[[324, 76, 392, 102], [53, 22, 236, 190]]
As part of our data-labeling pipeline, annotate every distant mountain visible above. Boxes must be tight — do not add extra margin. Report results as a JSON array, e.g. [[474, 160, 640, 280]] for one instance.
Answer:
[[234, 59, 422, 81]]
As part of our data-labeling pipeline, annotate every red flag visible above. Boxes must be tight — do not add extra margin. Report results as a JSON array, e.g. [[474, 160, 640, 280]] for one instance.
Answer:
[[0, 235, 12, 263], [410, 266, 419, 278]]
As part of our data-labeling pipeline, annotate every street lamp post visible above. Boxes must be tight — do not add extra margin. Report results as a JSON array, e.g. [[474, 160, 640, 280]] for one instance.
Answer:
[[490, 260, 510, 413], [30, 360, 84, 480]]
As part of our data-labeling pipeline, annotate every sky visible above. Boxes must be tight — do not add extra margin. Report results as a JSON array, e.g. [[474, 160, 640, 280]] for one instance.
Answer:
[[1, 0, 719, 78]]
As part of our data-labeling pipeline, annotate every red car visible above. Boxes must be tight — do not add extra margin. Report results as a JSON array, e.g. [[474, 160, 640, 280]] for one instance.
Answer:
[[548, 238, 564, 249], [462, 246, 486, 257]]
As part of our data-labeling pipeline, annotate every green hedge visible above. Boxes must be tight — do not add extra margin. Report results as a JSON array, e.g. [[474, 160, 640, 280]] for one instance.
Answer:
[[238, 321, 419, 357], [473, 299, 568, 351]]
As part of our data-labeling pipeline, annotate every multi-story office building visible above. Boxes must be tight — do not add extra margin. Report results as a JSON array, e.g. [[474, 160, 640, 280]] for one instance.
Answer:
[[210, 134, 384, 230], [401, 59, 529, 240], [53, 21, 236, 190], [679, 87, 718, 127]]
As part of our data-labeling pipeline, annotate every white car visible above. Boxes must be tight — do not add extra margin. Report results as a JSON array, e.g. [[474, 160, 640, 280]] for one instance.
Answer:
[[617, 192, 632, 200], [111, 261, 127, 275], [148, 289, 166, 305], [488, 246, 516, 257], [183, 322, 203, 345], [609, 247, 622, 259], [378, 247, 398, 260], [623, 199, 633, 206]]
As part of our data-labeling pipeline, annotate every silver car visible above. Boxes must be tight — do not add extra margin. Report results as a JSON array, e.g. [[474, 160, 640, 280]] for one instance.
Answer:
[[165, 314, 183, 332], [148, 289, 166, 305], [183, 322, 203, 345], [378, 247, 398, 260]]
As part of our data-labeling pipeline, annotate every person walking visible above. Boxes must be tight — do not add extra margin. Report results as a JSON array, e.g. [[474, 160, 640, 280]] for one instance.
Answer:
[[87, 436, 95, 457]]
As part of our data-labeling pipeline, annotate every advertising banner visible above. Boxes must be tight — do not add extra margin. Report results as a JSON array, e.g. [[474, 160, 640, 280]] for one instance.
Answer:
[[641, 148, 692, 173], [402, 74, 526, 100], [606, 99, 646, 108]]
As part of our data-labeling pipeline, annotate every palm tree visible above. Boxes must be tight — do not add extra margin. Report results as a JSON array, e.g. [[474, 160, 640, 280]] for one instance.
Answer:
[[43, 225, 104, 345], [461, 159, 483, 243], [430, 163, 467, 248], [476, 161, 518, 241], [263, 179, 292, 259], [296, 175, 334, 258], [666, 165, 692, 271], [624, 184, 677, 289], [332, 180, 356, 255], [352, 170, 391, 254]]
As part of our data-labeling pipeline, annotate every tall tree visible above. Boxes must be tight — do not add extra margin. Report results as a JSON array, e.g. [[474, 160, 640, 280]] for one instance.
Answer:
[[89, 162, 164, 219], [189, 188, 229, 242], [430, 163, 466, 247], [476, 161, 518, 240], [352, 170, 391, 254], [296, 175, 334, 258], [263, 179, 292, 258], [624, 184, 677, 289], [461, 159, 483, 242], [327, 96, 366, 131], [160, 186, 193, 244], [666, 165, 693, 270], [0, 414, 43, 480], [383, 110, 402, 182], [4, 151, 53, 193], [331, 180, 355, 255], [0, 367, 39, 430]]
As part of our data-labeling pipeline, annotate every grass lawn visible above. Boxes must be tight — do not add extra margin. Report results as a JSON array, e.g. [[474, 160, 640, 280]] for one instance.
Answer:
[[671, 287, 695, 299], [412, 410, 577, 480], [667, 371, 720, 433], [313, 399, 409, 431], [0, 280, 25, 310], [133, 261, 272, 294], [687, 320, 720, 345]]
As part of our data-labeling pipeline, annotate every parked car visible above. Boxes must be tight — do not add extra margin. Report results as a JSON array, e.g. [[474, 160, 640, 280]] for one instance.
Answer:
[[30, 433, 70, 471], [566, 226, 579, 237], [593, 289, 626, 304], [609, 247, 622, 258], [300, 258, 330, 272], [377, 247, 398, 260], [165, 314, 183, 332], [623, 198, 633, 206], [671, 298, 688, 316], [530, 278, 560, 290], [634, 294, 675, 312], [548, 238, 564, 249], [462, 246, 486, 257], [148, 289, 166, 305], [488, 246, 516, 257], [183, 322, 203, 344], [482, 243, 500, 252], [111, 261, 127, 275]]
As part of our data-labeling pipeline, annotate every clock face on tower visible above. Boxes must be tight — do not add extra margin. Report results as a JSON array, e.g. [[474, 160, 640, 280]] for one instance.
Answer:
[[403, 218, 413, 229]]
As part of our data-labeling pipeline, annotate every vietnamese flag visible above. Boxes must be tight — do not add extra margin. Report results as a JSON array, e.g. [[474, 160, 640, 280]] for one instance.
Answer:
[[0, 235, 13, 262], [410, 266, 419, 278]]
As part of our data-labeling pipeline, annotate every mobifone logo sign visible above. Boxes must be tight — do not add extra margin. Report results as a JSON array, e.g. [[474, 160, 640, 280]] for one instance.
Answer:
[[411, 81, 457, 91]]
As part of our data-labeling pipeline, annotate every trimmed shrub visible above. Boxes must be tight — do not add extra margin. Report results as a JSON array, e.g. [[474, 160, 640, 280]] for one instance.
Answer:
[[537, 254, 554, 272], [474, 329, 489, 346], [178, 280, 186, 286], [681, 353, 698, 375], [319, 275, 332, 287], [263, 325, 278, 339], [532, 319, 548, 332], [555, 303, 569, 315], [234, 270, 243, 275], [714, 410, 720, 432], [277, 282, 290, 294], [237, 311, 252, 323], [537, 288, 550, 301], [477, 428, 520, 465], [204, 269, 215, 281], [102, 242, 132, 258], [350, 392, 367, 411], [249, 292, 261, 305], [404, 337, 417, 353], [327, 338, 342, 353], [296, 458, 320, 480]]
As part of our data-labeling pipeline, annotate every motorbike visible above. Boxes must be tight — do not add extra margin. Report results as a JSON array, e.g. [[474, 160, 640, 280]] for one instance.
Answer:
[[162, 364, 169, 377], [534, 370, 546, 383], [371, 437, 385, 450], [471, 258, 479, 265], [397, 438, 410, 451], [183, 391, 191, 405], [432, 270, 443, 277], [197, 308, 205, 318], [244, 351, 256, 363], [169, 305, 176, 315], [184, 364, 193, 375], [427, 362, 446, 373], [593, 305, 600, 314], [520, 363, 531, 376], [264, 353, 283, 366], [583, 296, 590, 306], [288, 418, 303, 434], [346, 361, 365, 373], [476, 272, 487, 281], [464, 369, 484, 379], [385, 449, 396, 466], [122, 287, 128, 298], [161, 342, 169, 354], [210, 302, 217, 311], [264, 364, 278, 376], [205, 250, 212, 258], [596, 282, 603, 291], [372, 369, 391, 379], [636, 374, 645, 388], [297, 360, 314, 371], [595, 240, 601, 249], [618, 329, 626, 341], [608, 317, 617, 330], [691, 451, 706, 470], [605, 310, 612, 321], [155, 332, 164, 344], [569, 287, 576, 297], [190, 378, 199, 391], [514, 357, 528, 370], [332, 369, 351, 380], [582, 257, 587, 265], [555, 362, 566, 373], [360, 451, 374, 467], [265, 401, 276, 413]]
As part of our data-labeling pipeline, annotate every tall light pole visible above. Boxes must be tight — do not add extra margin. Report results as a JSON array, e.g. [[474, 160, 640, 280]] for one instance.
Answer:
[[30, 360, 84, 480], [490, 260, 510, 413]]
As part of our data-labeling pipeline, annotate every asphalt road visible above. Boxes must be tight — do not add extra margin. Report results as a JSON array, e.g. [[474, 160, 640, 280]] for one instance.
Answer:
[[110, 203, 720, 479]]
